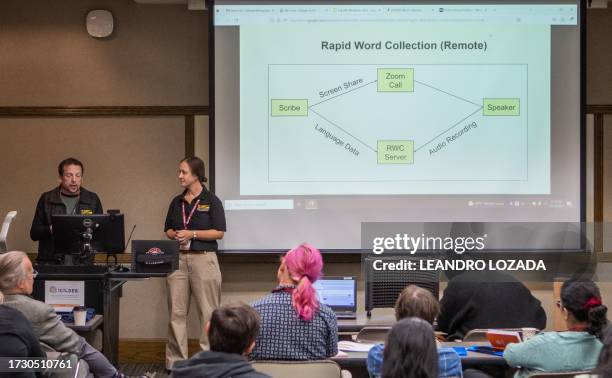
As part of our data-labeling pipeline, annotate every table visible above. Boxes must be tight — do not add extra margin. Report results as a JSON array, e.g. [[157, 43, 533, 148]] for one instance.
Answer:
[[65, 314, 104, 333], [337, 312, 445, 342], [337, 312, 396, 334], [105, 271, 168, 365], [442, 342, 508, 368], [332, 342, 507, 378]]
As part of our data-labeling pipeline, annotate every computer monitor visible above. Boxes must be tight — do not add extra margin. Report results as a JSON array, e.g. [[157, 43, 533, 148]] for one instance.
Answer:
[[313, 276, 357, 314], [52, 213, 125, 263]]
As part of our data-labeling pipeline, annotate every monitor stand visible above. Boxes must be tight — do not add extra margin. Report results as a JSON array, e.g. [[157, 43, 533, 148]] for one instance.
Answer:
[[63, 224, 96, 266]]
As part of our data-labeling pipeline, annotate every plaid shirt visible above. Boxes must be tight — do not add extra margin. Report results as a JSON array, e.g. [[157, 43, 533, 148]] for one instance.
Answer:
[[250, 285, 338, 360], [367, 343, 463, 378]]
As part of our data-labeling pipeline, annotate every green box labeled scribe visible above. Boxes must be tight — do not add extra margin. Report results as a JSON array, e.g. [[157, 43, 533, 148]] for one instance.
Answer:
[[377, 140, 414, 164], [377, 68, 414, 92], [483, 98, 520, 116], [271, 99, 308, 116]]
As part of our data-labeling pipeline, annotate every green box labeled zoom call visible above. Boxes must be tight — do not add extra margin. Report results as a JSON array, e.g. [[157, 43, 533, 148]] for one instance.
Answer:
[[377, 68, 414, 92]]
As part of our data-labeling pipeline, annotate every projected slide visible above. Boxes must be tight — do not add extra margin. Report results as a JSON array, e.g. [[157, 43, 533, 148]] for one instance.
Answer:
[[268, 64, 525, 181], [239, 24, 551, 196]]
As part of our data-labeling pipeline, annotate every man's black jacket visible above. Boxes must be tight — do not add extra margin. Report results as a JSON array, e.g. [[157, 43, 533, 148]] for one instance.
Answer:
[[30, 186, 102, 263]]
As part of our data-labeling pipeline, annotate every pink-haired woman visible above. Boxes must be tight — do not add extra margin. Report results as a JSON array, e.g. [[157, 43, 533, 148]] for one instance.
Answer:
[[250, 243, 338, 360]]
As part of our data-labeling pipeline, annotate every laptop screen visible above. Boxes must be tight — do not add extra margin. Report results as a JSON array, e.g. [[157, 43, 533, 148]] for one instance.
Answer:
[[313, 277, 356, 312]]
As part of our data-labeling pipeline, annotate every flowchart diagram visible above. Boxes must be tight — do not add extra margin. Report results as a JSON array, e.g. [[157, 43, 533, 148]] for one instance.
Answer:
[[266, 64, 528, 183]]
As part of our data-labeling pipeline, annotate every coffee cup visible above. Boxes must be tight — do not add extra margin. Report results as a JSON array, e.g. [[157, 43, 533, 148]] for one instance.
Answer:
[[73, 306, 87, 326]]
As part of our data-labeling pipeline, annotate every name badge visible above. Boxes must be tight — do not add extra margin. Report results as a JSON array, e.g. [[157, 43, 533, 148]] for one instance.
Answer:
[[197, 204, 210, 212], [80, 209, 93, 215]]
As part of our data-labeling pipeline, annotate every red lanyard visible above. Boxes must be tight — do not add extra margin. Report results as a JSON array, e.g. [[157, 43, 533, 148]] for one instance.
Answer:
[[182, 199, 200, 230]]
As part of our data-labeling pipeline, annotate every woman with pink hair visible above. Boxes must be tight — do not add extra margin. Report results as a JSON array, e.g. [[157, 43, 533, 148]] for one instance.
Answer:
[[250, 243, 338, 360]]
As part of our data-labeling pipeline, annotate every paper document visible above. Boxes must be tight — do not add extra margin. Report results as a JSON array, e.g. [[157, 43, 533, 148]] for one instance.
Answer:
[[338, 341, 377, 352]]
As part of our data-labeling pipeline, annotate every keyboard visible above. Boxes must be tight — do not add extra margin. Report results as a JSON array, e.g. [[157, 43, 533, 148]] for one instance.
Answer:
[[36, 264, 109, 275], [335, 311, 357, 319]]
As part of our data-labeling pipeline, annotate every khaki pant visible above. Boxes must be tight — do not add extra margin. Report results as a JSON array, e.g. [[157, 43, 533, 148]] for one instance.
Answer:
[[166, 252, 221, 369]]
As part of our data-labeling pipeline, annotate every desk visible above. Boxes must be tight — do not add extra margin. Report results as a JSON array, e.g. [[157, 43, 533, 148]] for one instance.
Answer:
[[34, 269, 166, 366], [33, 270, 114, 360], [332, 342, 507, 378], [65, 314, 104, 333], [337, 313, 395, 334], [442, 342, 507, 368], [104, 271, 167, 365]]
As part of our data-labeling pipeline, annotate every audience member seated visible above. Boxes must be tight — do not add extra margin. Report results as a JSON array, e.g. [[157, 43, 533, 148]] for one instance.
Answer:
[[572, 324, 612, 378], [171, 303, 270, 378], [0, 251, 126, 378], [595, 324, 612, 376], [250, 243, 338, 360], [438, 270, 546, 340], [0, 291, 45, 378], [367, 285, 462, 378], [381, 317, 439, 378], [504, 279, 607, 377]]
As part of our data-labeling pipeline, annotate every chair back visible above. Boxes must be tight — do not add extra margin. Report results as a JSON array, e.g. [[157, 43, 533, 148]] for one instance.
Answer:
[[462, 327, 540, 342], [0, 211, 17, 253], [252, 360, 342, 378], [356, 326, 392, 343], [462, 329, 489, 342]]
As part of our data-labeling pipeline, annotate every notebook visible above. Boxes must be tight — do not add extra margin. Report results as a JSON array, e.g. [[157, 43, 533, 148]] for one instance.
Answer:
[[313, 276, 357, 319], [486, 329, 522, 350]]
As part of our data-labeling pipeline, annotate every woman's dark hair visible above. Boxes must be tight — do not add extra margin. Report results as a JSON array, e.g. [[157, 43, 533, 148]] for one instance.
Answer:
[[381, 317, 438, 378], [595, 325, 612, 378], [208, 303, 260, 355], [181, 156, 207, 183], [561, 279, 608, 339]]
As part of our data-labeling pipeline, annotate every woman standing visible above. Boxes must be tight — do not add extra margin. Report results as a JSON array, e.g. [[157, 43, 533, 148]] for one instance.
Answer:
[[164, 156, 226, 370]]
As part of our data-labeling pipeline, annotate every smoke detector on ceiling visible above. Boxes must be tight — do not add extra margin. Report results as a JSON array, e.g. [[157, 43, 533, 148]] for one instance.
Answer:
[[86, 10, 114, 38]]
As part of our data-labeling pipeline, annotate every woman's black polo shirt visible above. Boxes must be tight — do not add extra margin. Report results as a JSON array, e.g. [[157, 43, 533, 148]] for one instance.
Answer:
[[164, 188, 226, 251]]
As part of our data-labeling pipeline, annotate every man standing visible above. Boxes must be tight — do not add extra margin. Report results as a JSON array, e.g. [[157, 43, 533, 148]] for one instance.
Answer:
[[30, 158, 103, 263]]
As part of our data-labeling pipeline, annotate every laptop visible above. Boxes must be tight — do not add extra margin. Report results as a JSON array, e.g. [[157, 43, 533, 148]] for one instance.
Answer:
[[313, 276, 357, 319], [131, 240, 180, 273]]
